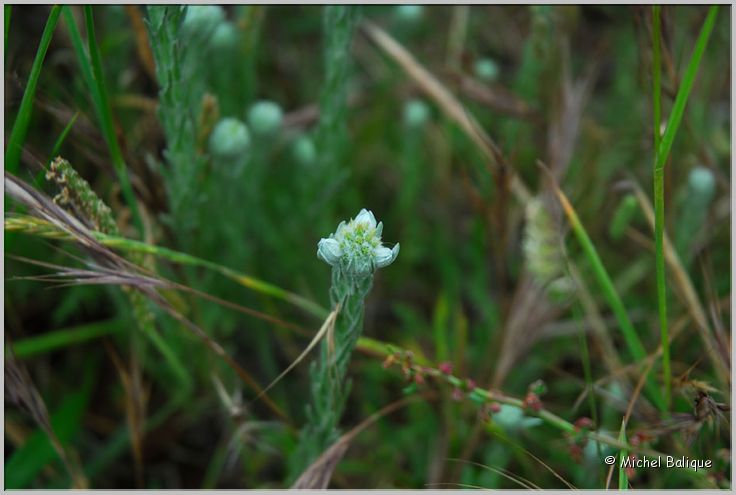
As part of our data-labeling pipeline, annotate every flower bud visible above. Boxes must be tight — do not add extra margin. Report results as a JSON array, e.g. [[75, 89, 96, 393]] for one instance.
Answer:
[[181, 6, 225, 40], [317, 209, 399, 277], [211, 21, 239, 51], [209, 117, 250, 159], [292, 135, 317, 166], [248, 100, 283, 136], [403, 98, 430, 128], [474, 57, 500, 82], [394, 5, 424, 24]]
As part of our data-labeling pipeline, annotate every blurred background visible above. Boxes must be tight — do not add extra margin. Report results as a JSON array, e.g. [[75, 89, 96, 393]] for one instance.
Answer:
[[4, 5, 731, 489]]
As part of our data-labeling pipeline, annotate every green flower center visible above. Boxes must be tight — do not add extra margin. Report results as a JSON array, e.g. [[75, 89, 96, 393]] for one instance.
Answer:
[[339, 222, 379, 260]]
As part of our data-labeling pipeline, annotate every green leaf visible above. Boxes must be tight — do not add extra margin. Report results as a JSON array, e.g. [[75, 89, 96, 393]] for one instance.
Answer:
[[11, 318, 125, 359]]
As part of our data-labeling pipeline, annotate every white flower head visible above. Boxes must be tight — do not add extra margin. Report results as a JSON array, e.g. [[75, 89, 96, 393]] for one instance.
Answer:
[[317, 209, 399, 276]]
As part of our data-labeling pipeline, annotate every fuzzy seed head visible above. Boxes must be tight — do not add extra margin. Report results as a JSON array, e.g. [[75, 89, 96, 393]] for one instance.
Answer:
[[523, 197, 572, 296]]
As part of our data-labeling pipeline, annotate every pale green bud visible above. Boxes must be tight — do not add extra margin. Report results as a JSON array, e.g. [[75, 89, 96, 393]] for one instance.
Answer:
[[181, 6, 225, 39], [474, 58, 499, 82], [292, 135, 317, 166], [248, 100, 283, 136], [493, 405, 542, 433], [403, 98, 430, 128], [211, 21, 239, 50], [394, 5, 424, 24], [688, 166, 715, 199], [209, 117, 250, 159]]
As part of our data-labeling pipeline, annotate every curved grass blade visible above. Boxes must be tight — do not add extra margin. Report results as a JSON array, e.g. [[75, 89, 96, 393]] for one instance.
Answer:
[[10, 317, 125, 359], [5, 6, 61, 174], [5, 214, 328, 319], [72, 5, 143, 232], [552, 185, 666, 412]]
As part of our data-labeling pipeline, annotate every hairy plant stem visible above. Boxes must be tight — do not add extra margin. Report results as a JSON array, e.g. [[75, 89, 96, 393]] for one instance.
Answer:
[[291, 268, 373, 479]]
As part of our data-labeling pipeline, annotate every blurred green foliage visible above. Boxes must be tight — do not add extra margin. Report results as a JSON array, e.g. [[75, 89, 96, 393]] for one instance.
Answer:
[[4, 5, 730, 489]]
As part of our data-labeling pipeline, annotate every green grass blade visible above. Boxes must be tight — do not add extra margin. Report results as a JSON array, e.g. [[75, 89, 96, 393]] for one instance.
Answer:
[[61, 7, 103, 121], [654, 6, 718, 170], [80, 6, 143, 235], [95, 234, 329, 319], [11, 317, 125, 359], [618, 425, 629, 489], [653, 5, 717, 410], [554, 187, 666, 412], [5, 214, 328, 319], [5, 6, 61, 174], [652, 6, 661, 154]]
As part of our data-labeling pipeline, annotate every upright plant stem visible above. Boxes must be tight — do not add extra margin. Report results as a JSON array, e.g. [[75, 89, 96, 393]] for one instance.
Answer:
[[652, 5, 718, 409], [292, 269, 373, 477], [651, 5, 670, 410], [317, 6, 358, 178]]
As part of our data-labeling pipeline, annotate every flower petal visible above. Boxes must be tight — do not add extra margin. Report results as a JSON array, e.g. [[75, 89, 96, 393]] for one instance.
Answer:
[[334, 221, 347, 241], [354, 208, 377, 229], [317, 238, 342, 266], [375, 221, 383, 238], [374, 243, 399, 268]]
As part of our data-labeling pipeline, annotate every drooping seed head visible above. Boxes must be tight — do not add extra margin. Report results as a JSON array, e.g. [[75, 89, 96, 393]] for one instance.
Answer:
[[523, 197, 572, 296]]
